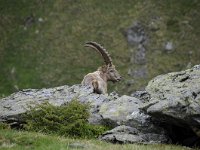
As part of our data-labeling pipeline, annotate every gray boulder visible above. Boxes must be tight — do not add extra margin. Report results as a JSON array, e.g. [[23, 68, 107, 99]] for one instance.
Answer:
[[0, 84, 169, 144], [99, 95, 169, 144], [143, 65, 200, 146], [100, 125, 169, 144], [99, 95, 142, 127], [99, 94, 163, 133], [100, 125, 143, 144]]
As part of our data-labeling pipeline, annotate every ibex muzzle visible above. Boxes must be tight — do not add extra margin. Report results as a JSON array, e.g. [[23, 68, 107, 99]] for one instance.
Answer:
[[81, 41, 122, 94]]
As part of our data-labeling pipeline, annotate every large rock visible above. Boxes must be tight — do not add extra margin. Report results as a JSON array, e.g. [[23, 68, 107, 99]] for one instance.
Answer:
[[0, 84, 169, 144], [99, 95, 142, 127], [100, 125, 169, 144], [0, 85, 110, 126], [99, 95, 169, 144], [143, 65, 200, 146]]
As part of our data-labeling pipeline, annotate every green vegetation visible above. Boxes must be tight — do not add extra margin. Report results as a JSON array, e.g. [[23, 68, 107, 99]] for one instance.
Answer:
[[0, 129, 192, 150], [23, 100, 108, 138], [0, 0, 200, 96], [0, 123, 10, 130]]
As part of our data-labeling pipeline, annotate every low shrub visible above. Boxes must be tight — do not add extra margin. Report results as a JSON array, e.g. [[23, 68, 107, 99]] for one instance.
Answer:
[[23, 100, 108, 138], [0, 122, 10, 129]]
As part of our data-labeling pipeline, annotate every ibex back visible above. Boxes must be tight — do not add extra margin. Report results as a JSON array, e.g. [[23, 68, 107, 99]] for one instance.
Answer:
[[81, 41, 122, 94]]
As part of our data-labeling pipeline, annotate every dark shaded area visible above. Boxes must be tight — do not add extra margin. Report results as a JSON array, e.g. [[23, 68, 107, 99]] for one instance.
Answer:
[[160, 123, 200, 147]]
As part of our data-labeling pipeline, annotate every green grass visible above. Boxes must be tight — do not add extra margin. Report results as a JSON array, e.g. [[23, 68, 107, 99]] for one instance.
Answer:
[[0, 129, 192, 150], [0, 0, 200, 96]]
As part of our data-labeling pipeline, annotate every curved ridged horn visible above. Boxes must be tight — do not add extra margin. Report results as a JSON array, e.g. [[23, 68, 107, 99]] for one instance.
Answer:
[[84, 41, 112, 66]]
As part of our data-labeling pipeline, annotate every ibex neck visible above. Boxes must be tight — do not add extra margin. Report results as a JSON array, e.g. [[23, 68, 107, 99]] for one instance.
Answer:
[[98, 71, 107, 82]]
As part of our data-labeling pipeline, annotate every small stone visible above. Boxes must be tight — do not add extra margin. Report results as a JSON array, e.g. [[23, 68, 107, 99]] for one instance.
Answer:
[[68, 142, 86, 149], [35, 30, 39, 34], [164, 41, 174, 51], [38, 17, 44, 22]]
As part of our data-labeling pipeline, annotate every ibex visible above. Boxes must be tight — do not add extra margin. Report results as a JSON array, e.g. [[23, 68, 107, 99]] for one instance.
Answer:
[[81, 41, 122, 94]]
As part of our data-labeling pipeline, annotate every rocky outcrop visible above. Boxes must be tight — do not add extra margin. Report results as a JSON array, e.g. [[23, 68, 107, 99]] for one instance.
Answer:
[[143, 65, 200, 146], [0, 84, 169, 144], [0, 85, 110, 126], [98, 95, 169, 144]]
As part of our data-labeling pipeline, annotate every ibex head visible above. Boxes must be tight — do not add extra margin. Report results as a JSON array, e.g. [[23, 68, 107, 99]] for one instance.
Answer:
[[85, 41, 122, 83], [98, 65, 121, 83]]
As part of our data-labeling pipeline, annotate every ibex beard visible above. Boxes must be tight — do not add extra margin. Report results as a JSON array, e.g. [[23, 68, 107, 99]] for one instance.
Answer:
[[81, 42, 122, 94]]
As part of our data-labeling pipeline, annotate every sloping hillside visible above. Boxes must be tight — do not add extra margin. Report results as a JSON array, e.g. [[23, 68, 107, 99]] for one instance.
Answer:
[[0, 0, 200, 96]]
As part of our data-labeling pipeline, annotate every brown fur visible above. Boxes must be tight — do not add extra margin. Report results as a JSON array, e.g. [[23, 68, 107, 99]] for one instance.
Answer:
[[82, 65, 121, 94]]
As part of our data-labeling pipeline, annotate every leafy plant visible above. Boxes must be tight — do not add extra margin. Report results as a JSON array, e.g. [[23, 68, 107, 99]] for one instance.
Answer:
[[23, 100, 108, 138]]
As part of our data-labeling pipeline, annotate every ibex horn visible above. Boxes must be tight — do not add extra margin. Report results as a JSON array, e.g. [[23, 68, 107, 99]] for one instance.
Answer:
[[84, 41, 112, 66]]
